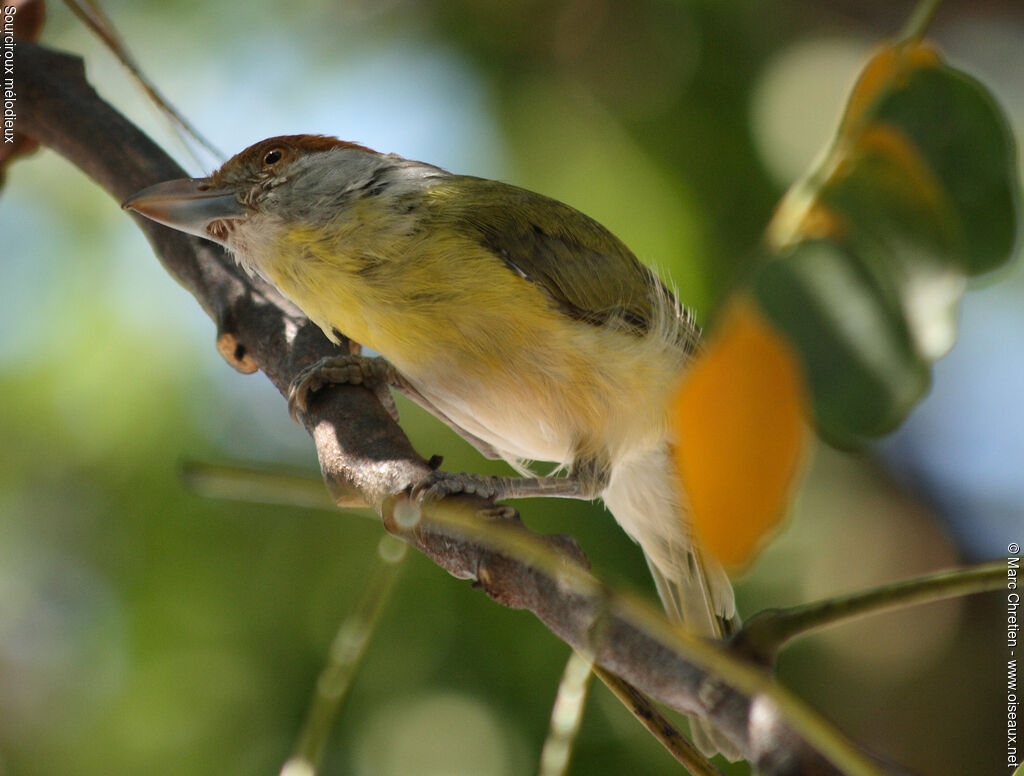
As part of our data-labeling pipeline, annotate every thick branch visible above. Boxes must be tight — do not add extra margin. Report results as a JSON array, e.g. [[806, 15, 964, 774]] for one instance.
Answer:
[[18, 40, 857, 775]]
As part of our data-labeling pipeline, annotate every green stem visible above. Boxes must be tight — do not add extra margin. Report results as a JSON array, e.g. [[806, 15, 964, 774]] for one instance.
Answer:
[[281, 536, 407, 776], [900, 0, 941, 43], [538, 650, 595, 776], [179, 460, 369, 512], [737, 560, 1004, 662]]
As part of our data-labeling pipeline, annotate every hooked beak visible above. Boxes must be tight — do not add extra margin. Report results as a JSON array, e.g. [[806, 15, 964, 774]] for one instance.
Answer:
[[122, 178, 247, 244]]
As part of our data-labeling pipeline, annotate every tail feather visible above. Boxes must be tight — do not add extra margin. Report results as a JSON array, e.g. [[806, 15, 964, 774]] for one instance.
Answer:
[[603, 445, 741, 761], [644, 551, 737, 639]]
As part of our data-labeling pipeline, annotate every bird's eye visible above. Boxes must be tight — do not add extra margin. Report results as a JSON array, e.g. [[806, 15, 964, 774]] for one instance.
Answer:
[[263, 149, 283, 166]]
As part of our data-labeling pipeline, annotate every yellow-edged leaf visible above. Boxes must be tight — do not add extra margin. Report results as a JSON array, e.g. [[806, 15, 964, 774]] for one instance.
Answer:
[[762, 33, 1019, 443]]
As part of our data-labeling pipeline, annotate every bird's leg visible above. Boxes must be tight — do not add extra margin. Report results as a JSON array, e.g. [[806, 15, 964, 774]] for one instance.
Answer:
[[288, 354, 508, 462], [288, 354, 401, 424], [290, 358, 610, 508]]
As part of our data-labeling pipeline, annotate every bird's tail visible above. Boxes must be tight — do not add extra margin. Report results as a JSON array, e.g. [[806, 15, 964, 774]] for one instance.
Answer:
[[602, 444, 741, 760]]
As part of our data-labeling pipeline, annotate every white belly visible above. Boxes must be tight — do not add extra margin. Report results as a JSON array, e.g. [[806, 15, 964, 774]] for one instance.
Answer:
[[413, 376, 575, 464]]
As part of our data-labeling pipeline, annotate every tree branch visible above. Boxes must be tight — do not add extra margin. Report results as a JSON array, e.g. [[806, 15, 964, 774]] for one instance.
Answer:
[[17, 39, 883, 775]]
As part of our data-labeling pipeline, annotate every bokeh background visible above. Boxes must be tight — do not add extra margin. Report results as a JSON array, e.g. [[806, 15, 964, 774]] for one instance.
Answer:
[[3, 1, 1023, 774]]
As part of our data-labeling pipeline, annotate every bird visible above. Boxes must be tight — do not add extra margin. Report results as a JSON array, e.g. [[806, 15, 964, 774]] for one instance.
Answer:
[[124, 134, 740, 757]]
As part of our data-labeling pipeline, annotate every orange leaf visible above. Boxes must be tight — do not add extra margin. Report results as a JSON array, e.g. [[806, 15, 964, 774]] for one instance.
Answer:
[[841, 41, 940, 137], [671, 298, 809, 568]]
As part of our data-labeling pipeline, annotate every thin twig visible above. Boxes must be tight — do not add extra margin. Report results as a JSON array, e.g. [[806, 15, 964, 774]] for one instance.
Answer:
[[899, 0, 942, 44], [63, 0, 224, 166], [592, 667, 723, 776], [538, 650, 595, 776], [179, 460, 366, 512], [735, 560, 1005, 663], [282, 536, 407, 776]]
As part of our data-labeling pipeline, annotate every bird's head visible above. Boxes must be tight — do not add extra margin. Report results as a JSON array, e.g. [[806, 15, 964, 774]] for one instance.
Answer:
[[122, 134, 382, 248]]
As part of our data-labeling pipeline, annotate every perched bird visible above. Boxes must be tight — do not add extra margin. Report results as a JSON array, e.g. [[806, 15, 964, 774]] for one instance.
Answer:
[[124, 135, 739, 757]]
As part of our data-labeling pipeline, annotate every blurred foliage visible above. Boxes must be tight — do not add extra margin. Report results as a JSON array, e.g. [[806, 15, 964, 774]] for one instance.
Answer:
[[670, 29, 1020, 570], [672, 299, 807, 568], [3, 1, 1023, 775], [760, 36, 1019, 443]]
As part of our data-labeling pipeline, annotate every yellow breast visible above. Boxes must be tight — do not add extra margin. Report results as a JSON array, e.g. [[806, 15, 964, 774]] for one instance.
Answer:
[[260, 217, 679, 464]]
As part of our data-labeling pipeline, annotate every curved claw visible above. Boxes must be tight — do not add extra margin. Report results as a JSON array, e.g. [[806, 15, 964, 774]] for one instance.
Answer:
[[287, 355, 400, 424], [410, 470, 504, 502], [410, 471, 518, 522]]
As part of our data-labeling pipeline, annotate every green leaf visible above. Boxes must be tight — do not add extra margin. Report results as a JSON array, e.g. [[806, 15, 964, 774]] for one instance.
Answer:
[[759, 38, 1020, 442], [753, 241, 929, 443], [871, 65, 1019, 274]]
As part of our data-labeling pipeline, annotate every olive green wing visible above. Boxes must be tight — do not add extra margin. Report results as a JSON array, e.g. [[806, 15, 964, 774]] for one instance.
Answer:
[[434, 176, 689, 338]]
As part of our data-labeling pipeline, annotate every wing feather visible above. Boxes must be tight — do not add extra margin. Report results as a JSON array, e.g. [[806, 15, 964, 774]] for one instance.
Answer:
[[428, 177, 684, 338]]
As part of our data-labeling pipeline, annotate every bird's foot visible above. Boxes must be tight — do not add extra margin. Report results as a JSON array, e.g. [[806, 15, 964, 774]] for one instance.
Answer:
[[410, 471, 518, 521], [407, 471, 591, 570], [288, 354, 400, 424]]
